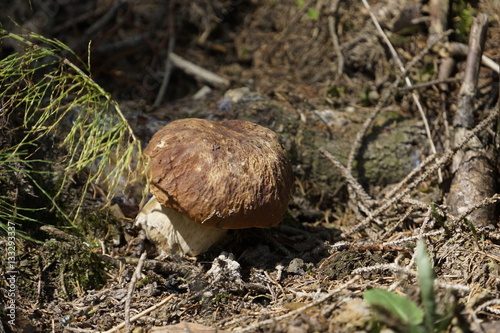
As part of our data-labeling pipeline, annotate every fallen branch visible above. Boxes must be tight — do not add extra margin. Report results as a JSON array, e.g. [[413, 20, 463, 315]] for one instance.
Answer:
[[169, 52, 229, 88]]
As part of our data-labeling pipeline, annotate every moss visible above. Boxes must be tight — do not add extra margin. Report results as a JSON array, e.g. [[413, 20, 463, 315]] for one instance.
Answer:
[[43, 239, 108, 300], [72, 208, 116, 245], [213, 293, 232, 305], [452, 0, 478, 43], [136, 275, 154, 289], [355, 115, 425, 187]]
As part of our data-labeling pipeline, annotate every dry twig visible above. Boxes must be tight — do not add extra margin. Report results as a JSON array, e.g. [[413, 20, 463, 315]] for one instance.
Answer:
[[328, 0, 343, 74], [320, 148, 374, 207], [168, 52, 229, 88], [125, 251, 147, 333], [154, 0, 177, 108]]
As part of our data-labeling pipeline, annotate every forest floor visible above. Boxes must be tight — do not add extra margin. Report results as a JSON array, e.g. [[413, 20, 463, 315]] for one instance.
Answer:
[[1, 0, 500, 332]]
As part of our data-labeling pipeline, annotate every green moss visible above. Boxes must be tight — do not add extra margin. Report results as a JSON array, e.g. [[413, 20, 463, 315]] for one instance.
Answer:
[[213, 293, 232, 305], [356, 115, 424, 187], [307, 8, 319, 21], [136, 275, 154, 289], [71, 208, 116, 246], [326, 85, 347, 99], [452, 0, 477, 43], [43, 239, 108, 299]]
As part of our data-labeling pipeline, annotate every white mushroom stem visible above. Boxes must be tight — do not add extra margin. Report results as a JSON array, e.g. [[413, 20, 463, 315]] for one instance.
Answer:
[[135, 197, 228, 256]]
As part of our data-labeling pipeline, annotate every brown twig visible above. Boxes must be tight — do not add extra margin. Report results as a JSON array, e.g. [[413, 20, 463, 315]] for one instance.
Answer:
[[84, 1, 127, 37], [153, 0, 177, 108], [448, 42, 500, 73], [454, 14, 489, 129], [168, 52, 229, 88], [125, 251, 147, 333], [328, 0, 343, 74], [320, 148, 374, 207], [451, 14, 489, 173], [450, 193, 500, 226]]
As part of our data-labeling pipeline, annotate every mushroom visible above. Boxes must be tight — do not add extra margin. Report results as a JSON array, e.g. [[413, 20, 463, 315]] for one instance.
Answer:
[[135, 118, 294, 256]]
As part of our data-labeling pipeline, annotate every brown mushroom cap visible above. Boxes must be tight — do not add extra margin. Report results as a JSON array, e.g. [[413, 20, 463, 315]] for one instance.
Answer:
[[144, 118, 294, 229]]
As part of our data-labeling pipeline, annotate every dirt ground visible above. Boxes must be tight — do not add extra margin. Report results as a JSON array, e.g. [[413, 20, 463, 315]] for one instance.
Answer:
[[1, 0, 500, 332]]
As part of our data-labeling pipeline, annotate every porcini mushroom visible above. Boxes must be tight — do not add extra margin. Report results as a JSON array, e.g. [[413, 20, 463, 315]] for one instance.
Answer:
[[135, 118, 294, 256]]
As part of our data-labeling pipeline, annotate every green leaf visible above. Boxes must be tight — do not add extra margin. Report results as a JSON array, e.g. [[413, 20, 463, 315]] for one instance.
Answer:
[[307, 8, 319, 21], [364, 289, 424, 326], [416, 240, 436, 332]]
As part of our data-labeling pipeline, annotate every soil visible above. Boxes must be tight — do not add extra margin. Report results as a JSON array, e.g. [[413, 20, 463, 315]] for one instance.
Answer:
[[1, 1, 500, 332]]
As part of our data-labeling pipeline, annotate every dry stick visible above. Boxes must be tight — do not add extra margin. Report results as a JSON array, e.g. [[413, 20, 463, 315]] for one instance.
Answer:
[[125, 251, 147, 333], [53, 4, 110, 34], [384, 153, 437, 199], [382, 229, 445, 248], [320, 148, 374, 206], [402, 197, 445, 217], [438, 57, 456, 150], [380, 206, 416, 239], [428, 0, 449, 43], [324, 151, 437, 235], [153, 0, 177, 108], [153, 35, 176, 108], [401, 73, 494, 92], [328, 0, 343, 74], [232, 276, 361, 333], [341, 106, 498, 236], [360, 0, 441, 183], [454, 14, 489, 130], [399, 75, 462, 92], [451, 14, 488, 174], [168, 52, 229, 88], [448, 42, 500, 73], [475, 299, 500, 316], [417, 207, 434, 238], [85, 1, 126, 36], [450, 193, 500, 226]]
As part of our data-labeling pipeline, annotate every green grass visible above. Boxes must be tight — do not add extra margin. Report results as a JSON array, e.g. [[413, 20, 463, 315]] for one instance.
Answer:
[[363, 240, 455, 333], [0, 29, 147, 234]]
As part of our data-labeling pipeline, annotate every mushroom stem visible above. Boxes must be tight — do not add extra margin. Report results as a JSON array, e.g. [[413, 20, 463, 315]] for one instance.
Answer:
[[135, 197, 228, 256]]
